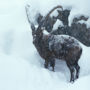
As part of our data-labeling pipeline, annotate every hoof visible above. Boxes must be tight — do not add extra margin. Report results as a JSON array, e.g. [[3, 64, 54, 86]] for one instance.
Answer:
[[70, 80, 74, 84], [70, 79, 75, 83], [75, 75, 79, 80], [44, 64, 48, 69], [52, 67, 55, 72]]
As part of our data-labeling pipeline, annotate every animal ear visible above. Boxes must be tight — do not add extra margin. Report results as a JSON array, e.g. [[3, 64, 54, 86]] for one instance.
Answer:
[[36, 13, 43, 25]]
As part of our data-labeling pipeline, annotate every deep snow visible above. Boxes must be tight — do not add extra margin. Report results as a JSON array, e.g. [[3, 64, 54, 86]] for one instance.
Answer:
[[0, 0, 90, 90]]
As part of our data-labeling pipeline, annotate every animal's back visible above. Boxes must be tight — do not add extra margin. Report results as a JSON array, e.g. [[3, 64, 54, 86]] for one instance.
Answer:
[[48, 35, 82, 60]]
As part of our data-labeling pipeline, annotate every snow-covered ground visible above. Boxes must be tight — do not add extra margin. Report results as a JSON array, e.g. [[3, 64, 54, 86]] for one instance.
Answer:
[[0, 0, 90, 90]]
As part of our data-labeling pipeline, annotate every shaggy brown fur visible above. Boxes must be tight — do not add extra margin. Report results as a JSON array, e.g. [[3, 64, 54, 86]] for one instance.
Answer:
[[26, 5, 82, 82]]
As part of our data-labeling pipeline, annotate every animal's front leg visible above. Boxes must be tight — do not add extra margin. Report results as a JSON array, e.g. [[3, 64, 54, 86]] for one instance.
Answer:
[[50, 58, 55, 71], [44, 60, 49, 69]]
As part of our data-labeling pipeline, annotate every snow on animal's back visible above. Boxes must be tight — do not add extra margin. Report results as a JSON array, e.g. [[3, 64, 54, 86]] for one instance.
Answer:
[[49, 34, 82, 52]]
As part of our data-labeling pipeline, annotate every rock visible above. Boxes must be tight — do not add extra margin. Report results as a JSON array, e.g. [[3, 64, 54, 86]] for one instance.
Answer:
[[36, 9, 90, 46]]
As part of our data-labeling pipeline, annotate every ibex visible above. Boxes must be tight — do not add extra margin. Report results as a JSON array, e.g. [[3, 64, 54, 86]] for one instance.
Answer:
[[26, 5, 82, 82]]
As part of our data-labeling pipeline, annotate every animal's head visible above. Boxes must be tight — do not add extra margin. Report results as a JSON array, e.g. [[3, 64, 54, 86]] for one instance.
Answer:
[[30, 23, 45, 41]]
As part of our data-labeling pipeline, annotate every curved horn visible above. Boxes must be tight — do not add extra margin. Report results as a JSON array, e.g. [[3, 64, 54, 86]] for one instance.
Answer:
[[25, 4, 31, 24], [25, 5, 63, 32], [25, 4, 36, 32], [37, 5, 63, 29], [45, 5, 63, 21]]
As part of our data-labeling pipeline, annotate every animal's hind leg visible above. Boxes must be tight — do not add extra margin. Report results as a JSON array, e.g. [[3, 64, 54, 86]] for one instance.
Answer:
[[67, 63, 75, 82], [74, 62, 80, 79]]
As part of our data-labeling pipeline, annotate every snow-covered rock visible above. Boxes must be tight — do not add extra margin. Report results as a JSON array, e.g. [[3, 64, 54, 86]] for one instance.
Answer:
[[53, 19, 64, 30]]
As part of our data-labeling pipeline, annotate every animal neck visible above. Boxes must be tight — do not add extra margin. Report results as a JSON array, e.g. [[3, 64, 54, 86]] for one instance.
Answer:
[[33, 32, 44, 57]]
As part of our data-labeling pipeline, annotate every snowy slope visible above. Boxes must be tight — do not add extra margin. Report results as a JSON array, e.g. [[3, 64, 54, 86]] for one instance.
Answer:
[[0, 0, 90, 90]]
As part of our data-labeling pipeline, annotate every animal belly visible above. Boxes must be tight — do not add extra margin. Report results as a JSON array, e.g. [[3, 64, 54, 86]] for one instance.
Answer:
[[53, 50, 67, 60]]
